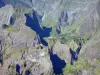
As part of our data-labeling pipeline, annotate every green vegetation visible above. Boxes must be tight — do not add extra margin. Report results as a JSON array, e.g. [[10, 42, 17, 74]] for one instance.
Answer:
[[95, 67, 100, 75], [63, 59, 91, 75], [41, 17, 57, 27], [50, 27, 57, 37], [3, 46, 27, 64], [6, 27, 13, 32], [63, 59, 100, 75], [8, 64, 16, 75], [69, 40, 78, 51], [27, 28, 36, 36], [6, 25, 14, 32]]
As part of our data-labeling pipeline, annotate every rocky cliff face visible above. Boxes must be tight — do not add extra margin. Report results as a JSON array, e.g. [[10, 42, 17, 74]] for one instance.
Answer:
[[0, 5, 14, 27], [0, 0, 100, 75]]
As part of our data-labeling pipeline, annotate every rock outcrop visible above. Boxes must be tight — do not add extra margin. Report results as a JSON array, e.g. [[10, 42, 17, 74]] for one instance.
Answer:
[[0, 5, 14, 27]]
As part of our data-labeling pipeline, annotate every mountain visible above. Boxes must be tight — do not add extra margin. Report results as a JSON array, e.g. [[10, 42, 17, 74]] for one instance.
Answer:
[[0, 0, 100, 75]]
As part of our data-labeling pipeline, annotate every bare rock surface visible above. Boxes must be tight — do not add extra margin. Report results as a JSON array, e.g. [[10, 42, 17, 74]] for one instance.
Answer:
[[0, 5, 14, 27]]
